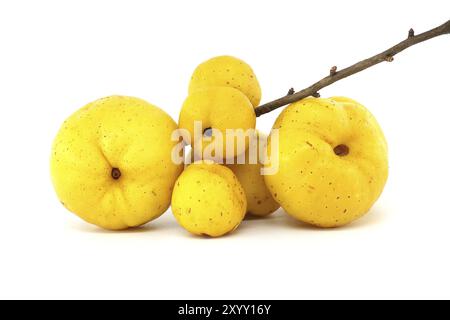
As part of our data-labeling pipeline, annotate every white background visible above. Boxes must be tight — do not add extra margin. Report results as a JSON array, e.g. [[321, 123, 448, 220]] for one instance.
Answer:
[[0, 0, 449, 300]]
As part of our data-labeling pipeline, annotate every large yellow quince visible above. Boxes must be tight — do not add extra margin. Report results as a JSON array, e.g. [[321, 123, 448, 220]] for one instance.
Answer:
[[264, 97, 388, 227], [189, 55, 262, 107], [171, 161, 247, 237], [50, 96, 184, 230]]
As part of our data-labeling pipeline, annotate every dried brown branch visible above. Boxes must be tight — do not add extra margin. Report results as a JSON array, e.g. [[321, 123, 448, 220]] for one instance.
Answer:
[[255, 20, 450, 117]]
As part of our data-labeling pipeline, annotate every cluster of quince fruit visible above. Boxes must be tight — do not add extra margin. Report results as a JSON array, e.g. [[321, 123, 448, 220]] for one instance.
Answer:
[[50, 56, 388, 237]]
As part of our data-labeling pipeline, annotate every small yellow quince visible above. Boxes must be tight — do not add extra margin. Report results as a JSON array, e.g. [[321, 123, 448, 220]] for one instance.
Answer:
[[51, 96, 183, 230], [171, 161, 247, 237], [264, 97, 388, 227], [226, 132, 279, 217], [179, 86, 256, 161], [189, 55, 262, 107]]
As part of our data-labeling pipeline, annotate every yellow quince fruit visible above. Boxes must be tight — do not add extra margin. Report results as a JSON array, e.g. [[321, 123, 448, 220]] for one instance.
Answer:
[[264, 97, 388, 227], [171, 161, 247, 237], [179, 86, 256, 161], [50, 96, 184, 230], [226, 132, 280, 217], [189, 55, 262, 107]]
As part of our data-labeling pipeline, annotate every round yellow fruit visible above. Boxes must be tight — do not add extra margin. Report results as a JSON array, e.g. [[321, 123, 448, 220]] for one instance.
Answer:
[[264, 97, 388, 227], [179, 86, 256, 161], [189, 55, 262, 107], [226, 132, 279, 217], [171, 161, 247, 237], [51, 96, 184, 230]]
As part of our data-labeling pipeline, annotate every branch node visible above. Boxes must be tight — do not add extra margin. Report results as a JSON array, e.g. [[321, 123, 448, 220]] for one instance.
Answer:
[[330, 66, 337, 76], [312, 92, 321, 98], [287, 88, 295, 95], [385, 55, 394, 62], [408, 28, 415, 38]]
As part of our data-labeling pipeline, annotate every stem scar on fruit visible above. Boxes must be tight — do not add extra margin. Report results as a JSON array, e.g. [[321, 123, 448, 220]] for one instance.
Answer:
[[334, 144, 350, 157], [203, 127, 213, 137], [253, 20, 450, 117], [111, 168, 122, 180]]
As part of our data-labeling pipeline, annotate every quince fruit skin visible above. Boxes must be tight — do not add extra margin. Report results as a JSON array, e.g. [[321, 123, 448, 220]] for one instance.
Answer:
[[179, 86, 256, 161], [264, 97, 388, 227], [189, 55, 262, 107], [51, 96, 184, 230], [171, 161, 247, 237], [226, 132, 279, 217]]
